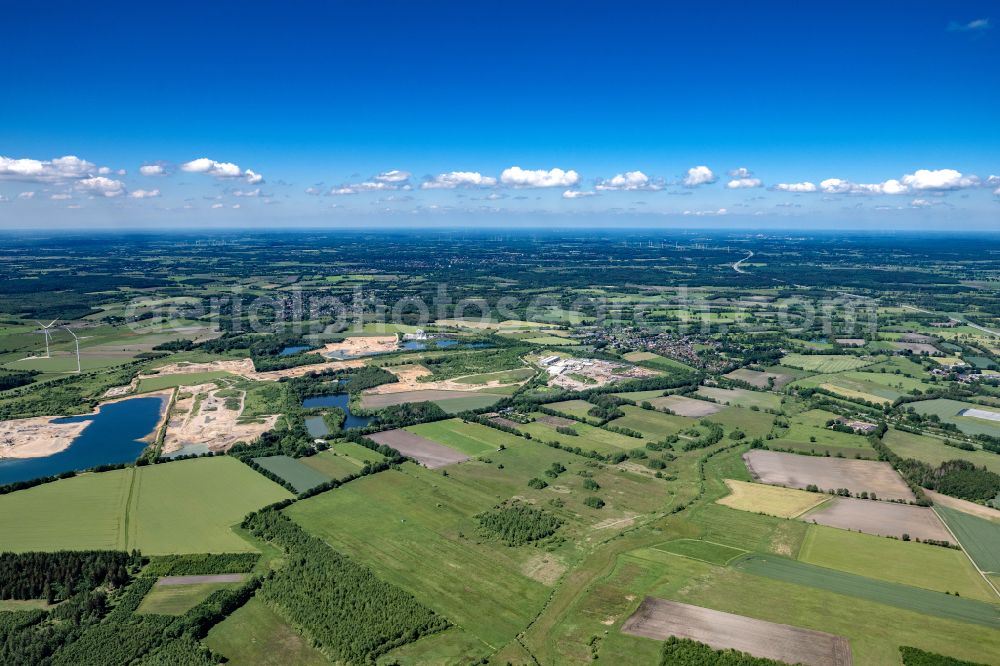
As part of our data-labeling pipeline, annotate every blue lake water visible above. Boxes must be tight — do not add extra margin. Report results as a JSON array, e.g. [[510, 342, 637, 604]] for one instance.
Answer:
[[278, 345, 312, 356], [301, 394, 373, 429], [304, 416, 329, 438], [0, 395, 167, 485]]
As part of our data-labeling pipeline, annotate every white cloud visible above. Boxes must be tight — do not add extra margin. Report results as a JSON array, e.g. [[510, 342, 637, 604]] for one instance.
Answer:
[[0, 195, 7, 202], [232, 188, 261, 197], [727, 177, 763, 189], [211, 202, 224, 209], [50, 193, 72, 200], [773, 182, 817, 193], [949, 18, 991, 31], [500, 166, 580, 188], [329, 186, 358, 195], [0, 154, 118, 184], [181, 157, 263, 183], [129, 189, 161, 199], [901, 168, 979, 191], [421, 171, 498, 189], [139, 164, 166, 176], [374, 169, 411, 183], [562, 190, 596, 199], [683, 165, 717, 187], [910, 198, 946, 208], [17, 191, 35, 199], [683, 207, 728, 216], [595, 171, 659, 191], [76, 176, 125, 197], [728, 167, 754, 178]]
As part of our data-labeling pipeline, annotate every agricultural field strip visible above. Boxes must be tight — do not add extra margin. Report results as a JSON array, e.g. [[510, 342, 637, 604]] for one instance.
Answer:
[[931, 506, 1000, 601], [651, 538, 748, 566], [620, 597, 853, 666]]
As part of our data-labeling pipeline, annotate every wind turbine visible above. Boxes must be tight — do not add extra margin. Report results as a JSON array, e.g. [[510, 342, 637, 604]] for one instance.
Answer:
[[63, 326, 81, 373], [35, 320, 57, 358]]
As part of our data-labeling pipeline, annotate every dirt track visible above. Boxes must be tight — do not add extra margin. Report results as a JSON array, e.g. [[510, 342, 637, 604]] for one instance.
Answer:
[[621, 597, 852, 666], [368, 429, 469, 468]]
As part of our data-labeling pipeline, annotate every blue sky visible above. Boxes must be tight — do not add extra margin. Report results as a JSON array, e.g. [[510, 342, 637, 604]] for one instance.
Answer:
[[1, 1, 997, 228]]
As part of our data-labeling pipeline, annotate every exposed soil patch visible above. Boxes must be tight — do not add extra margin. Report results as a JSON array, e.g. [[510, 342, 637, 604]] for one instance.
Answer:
[[367, 429, 469, 468], [744, 449, 914, 502], [621, 597, 852, 666], [803, 497, 952, 541]]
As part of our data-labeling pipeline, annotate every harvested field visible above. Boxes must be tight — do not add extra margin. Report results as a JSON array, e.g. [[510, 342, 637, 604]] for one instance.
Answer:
[[620, 597, 852, 666], [360, 389, 503, 409], [368, 429, 469, 468], [744, 450, 914, 501], [724, 368, 792, 389], [893, 342, 939, 355], [650, 395, 720, 417], [803, 497, 951, 541], [717, 479, 829, 519], [537, 414, 576, 427], [490, 416, 521, 429]]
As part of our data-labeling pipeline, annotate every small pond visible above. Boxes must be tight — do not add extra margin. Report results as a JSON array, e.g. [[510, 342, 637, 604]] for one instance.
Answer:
[[301, 394, 373, 429]]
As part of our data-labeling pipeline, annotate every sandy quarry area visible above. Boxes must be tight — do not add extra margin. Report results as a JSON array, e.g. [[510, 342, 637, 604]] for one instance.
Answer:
[[364, 363, 527, 395], [253, 358, 364, 381], [0, 416, 91, 459], [161, 383, 279, 455], [322, 335, 399, 358], [547, 358, 657, 392]]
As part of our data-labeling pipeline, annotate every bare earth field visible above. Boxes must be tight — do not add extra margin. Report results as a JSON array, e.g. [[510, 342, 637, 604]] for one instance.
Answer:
[[802, 497, 952, 541], [652, 395, 721, 417], [725, 368, 792, 389], [744, 449, 915, 501], [321, 335, 398, 358], [367, 429, 470, 468], [924, 489, 1000, 523], [537, 415, 576, 427], [621, 597, 853, 666], [162, 383, 279, 454], [360, 389, 501, 409], [717, 479, 830, 519]]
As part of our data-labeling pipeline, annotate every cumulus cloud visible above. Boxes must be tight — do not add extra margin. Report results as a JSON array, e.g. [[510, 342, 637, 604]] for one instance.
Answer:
[[0, 154, 120, 184], [139, 164, 166, 176], [683, 207, 728, 216], [682, 165, 717, 187], [910, 198, 946, 208], [129, 189, 160, 199], [948, 18, 991, 31], [18, 191, 35, 199], [181, 157, 264, 184], [374, 169, 411, 183], [727, 177, 763, 189], [901, 168, 979, 191], [773, 182, 817, 193], [76, 176, 126, 197], [500, 166, 580, 188], [595, 171, 660, 191], [211, 202, 224, 209], [421, 171, 498, 189], [728, 167, 755, 178], [562, 190, 596, 199]]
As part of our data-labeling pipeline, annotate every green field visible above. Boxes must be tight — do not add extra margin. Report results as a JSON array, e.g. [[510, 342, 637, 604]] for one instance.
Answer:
[[300, 442, 387, 479], [204, 597, 329, 665], [432, 393, 505, 414], [936, 506, 1000, 574], [791, 370, 928, 404], [652, 539, 747, 565], [910, 399, 1000, 438], [252, 455, 331, 492], [799, 525, 996, 602], [770, 408, 873, 456], [883, 428, 1000, 475], [137, 580, 243, 615], [622, 351, 696, 374], [780, 353, 876, 373], [452, 367, 535, 385], [407, 418, 523, 455], [608, 405, 691, 439], [735, 554, 1000, 628], [0, 457, 292, 554], [517, 414, 641, 454], [545, 399, 599, 422], [136, 371, 235, 392]]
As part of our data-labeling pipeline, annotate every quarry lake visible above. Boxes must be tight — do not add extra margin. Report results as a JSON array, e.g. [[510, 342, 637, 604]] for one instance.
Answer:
[[302, 393, 373, 430], [0, 395, 167, 485]]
